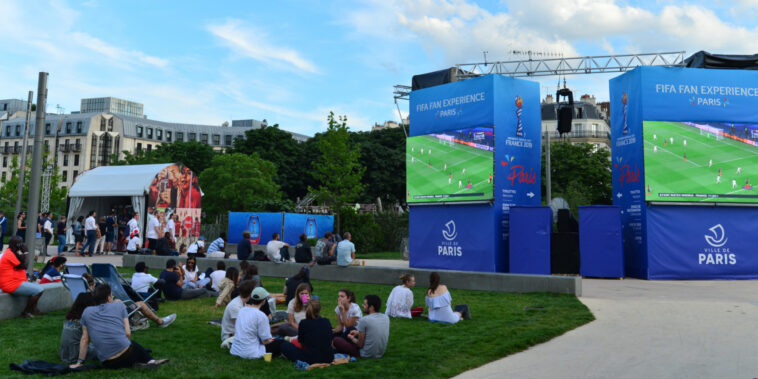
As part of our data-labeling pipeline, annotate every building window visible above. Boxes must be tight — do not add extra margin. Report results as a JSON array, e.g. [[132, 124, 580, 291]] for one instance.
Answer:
[[74, 154, 79, 166], [225, 135, 232, 146], [15, 124, 20, 136], [62, 171, 67, 181], [45, 123, 51, 135], [114, 136, 120, 155], [76, 121, 82, 133], [201, 133, 208, 144], [66, 122, 72, 133], [108, 118, 113, 131], [1, 172, 5, 182], [137, 142, 142, 151], [189, 133, 196, 141], [73, 170, 78, 179], [100, 118, 106, 131], [136, 125, 143, 137], [146, 128, 153, 139], [63, 155, 69, 166], [2, 156, 6, 167], [156, 129, 162, 141], [166, 131, 172, 142], [176, 132, 184, 141], [5, 125, 10, 136], [147, 144, 152, 152], [212, 134, 220, 145]]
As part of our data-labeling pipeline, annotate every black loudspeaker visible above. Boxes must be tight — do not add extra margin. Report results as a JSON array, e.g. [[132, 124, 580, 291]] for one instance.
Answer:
[[557, 209, 579, 233], [556, 88, 574, 134], [551, 232, 580, 275]]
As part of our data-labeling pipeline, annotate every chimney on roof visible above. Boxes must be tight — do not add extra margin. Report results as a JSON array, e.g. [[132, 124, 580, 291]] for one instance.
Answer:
[[580, 94, 596, 105], [544, 94, 554, 104]]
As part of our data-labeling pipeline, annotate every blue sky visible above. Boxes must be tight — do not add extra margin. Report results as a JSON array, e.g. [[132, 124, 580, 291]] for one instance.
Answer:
[[1, 0, 757, 135]]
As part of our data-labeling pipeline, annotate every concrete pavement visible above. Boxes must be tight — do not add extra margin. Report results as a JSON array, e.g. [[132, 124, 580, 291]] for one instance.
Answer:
[[456, 278, 758, 379]]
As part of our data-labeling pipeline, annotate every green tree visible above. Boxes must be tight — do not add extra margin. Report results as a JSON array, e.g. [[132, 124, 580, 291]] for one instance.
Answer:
[[542, 142, 612, 213], [0, 155, 68, 217], [350, 127, 406, 204], [199, 153, 283, 217], [232, 124, 311, 201], [310, 112, 366, 233], [110, 141, 216, 175]]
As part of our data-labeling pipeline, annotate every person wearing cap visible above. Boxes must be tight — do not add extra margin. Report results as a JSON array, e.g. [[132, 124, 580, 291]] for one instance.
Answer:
[[229, 286, 283, 359], [126, 229, 142, 254]]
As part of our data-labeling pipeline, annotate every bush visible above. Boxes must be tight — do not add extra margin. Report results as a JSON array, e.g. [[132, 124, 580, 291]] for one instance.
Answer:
[[339, 208, 408, 253]]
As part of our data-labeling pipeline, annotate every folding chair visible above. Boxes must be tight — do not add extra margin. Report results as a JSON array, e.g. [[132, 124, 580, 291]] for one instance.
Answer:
[[91, 263, 163, 331], [61, 274, 90, 302], [64, 263, 90, 276]]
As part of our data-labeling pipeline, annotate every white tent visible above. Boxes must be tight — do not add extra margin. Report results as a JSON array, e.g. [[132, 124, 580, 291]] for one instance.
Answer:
[[67, 163, 174, 242]]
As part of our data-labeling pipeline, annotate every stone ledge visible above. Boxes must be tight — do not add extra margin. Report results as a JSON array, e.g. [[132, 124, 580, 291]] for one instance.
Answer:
[[0, 282, 74, 321]]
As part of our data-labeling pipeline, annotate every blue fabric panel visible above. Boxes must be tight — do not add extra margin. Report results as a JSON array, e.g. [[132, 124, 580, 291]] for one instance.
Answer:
[[227, 212, 283, 245], [282, 214, 334, 245], [579, 206, 624, 278], [508, 206, 552, 275]]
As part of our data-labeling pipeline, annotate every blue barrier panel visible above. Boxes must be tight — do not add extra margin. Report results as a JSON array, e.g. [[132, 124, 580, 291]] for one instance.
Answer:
[[227, 212, 282, 245], [508, 206, 552, 275], [283, 213, 334, 245], [579, 206, 624, 278]]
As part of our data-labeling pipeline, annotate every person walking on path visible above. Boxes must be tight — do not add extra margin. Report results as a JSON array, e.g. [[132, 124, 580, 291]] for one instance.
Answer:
[[80, 211, 98, 257]]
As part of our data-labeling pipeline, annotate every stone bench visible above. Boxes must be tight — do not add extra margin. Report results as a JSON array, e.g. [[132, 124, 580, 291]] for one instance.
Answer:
[[0, 282, 74, 321], [123, 255, 581, 296]]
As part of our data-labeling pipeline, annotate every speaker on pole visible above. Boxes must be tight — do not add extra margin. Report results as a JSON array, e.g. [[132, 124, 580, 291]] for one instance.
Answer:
[[556, 88, 574, 135]]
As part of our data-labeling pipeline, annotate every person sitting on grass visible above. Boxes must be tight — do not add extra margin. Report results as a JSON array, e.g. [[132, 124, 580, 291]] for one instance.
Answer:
[[125, 229, 141, 254], [229, 287, 283, 359], [159, 259, 210, 300], [213, 267, 239, 309], [276, 283, 311, 338], [0, 236, 44, 318], [284, 266, 312, 304], [280, 299, 335, 365], [39, 256, 67, 284], [386, 274, 423, 318], [221, 280, 256, 345], [209, 261, 227, 292], [182, 256, 208, 289], [333, 295, 390, 359], [131, 262, 158, 299], [60, 292, 98, 363], [70, 284, 169, 370], [241, 264, 262, 288], [425, 272, 470, 323], [294, 233, 315, 266], [332, 289, 362, 338]]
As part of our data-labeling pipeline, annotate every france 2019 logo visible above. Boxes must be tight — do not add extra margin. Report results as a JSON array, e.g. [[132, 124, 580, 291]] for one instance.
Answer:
[[622, 92, 629, 135], [515, 96, 524, 137]]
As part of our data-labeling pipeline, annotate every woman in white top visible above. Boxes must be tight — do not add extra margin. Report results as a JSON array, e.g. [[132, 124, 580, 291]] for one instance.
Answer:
[[425, 272, 470, 324], [386, 273, 423, 318], [332, 289, 362, 338], [275, 282, 311, 337], [182, 256, 200, 289]]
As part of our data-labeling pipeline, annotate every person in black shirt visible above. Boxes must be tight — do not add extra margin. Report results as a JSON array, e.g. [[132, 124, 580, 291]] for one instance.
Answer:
[[284, 266, 312, 304], [280, 299, 334, 364], [237, 231, 252, 261], [155, 232, 177, 256], [159, 259, 209, 300], [56, 216, 68, 255], [294, 233, 315, 266]]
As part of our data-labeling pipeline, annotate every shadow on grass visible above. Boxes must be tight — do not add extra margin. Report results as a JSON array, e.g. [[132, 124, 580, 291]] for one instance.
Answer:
[[1, 276, 593, 378]]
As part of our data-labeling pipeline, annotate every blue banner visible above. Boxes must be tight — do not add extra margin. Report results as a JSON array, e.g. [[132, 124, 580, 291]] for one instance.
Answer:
[[410, 75, 494, 136], [409, 205, 498, 272], [227, 212, 283, 245], [579, 206, 624, 278], [282, 213, 334, 245], [508, 206, 552, 275], [647, 205, 758, 279]]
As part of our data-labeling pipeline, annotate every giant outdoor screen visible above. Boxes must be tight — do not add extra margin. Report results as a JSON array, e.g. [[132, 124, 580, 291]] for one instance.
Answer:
[[643, 120, 758, 203], [407, 126, 494, 204]]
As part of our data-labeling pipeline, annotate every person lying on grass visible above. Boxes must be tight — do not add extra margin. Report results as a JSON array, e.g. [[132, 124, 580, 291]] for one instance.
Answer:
[[333, 295, 390, 359], [229, 287, 284, 359], [69, 284, 169, 369]]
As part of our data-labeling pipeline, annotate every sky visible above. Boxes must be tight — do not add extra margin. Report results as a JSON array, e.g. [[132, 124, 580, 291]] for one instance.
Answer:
[[1, 0, 757, 136]]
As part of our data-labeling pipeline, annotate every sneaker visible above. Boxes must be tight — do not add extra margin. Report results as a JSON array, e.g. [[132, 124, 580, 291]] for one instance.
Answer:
[[159, 314, 177, 328], [284, 336, 295, 342]]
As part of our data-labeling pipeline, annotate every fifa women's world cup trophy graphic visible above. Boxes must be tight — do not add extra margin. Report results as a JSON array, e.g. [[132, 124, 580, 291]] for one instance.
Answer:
[[515, 96, 524, 137], [622, 92, 629, 135]]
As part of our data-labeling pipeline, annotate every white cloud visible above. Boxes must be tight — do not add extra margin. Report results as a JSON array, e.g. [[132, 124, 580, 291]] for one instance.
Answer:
[[207, 19, 319, 74], [71, 33, 169, 68]]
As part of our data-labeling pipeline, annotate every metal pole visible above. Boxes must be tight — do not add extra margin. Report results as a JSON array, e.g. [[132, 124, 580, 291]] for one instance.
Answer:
[[25, 72, 47, 273], [545, 129, 552, 205], [14, 91, 33, 234]]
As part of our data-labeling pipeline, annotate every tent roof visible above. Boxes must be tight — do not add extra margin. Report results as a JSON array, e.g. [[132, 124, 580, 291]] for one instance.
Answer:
[[68, 163, 175, 197]]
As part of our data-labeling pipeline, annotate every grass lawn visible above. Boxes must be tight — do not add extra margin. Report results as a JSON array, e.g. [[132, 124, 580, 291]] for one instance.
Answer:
[[355, 251, 404, 260], [2, 275, 593, 378]]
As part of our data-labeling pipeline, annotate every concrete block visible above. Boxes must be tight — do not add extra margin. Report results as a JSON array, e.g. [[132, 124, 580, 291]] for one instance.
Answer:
[[0, 282, 74, 321]]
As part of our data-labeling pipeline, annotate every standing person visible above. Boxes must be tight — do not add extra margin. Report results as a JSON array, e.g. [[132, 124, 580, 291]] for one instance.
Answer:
[[146, 210, 161, 253], [332, 289, 362, 338], [280, 299, 335, 365], [56, 216, 68, 255], [0, 236, 44, 318], [333, 295, 390, 359], [206, 232, 227, 258], [73, 216, 84, 255], [425, 272, 470, 323], [16, 212, 26, 238], [95, 216, 107, 255], [0, 210, 6, 251], [386, 274, 423, 318], [105, 211, 117, 254], [165, 214, 176, 247], [42, 213, 54, 257], [237, 231, 253, 261], [294, 233, 315, 266], [336, 232, 360, 267], [69, 284, 169, 370], [127, 213, 139, 238], [265, 233, 290, 262], [229, 287, 283, 359], [80, 211, 98, 257]]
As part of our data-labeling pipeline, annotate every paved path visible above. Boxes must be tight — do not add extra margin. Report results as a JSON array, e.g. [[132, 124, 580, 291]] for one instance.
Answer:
[[456, 278, 758, 379]]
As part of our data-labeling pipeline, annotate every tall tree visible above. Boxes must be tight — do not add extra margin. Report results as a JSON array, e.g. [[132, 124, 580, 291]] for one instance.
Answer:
[[542, 141, 612, 213], [232, 124, 311, 201], [110, 141, 216, 174], [310, 112, 365, 233], [0, 155, 67, 216], [350, 127, 406, 204], [199, 153, 283, 217]]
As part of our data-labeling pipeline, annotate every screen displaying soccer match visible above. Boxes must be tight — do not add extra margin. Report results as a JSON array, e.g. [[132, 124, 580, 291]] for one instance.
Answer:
[[643, 120, 758, 204], [406, 126, 494, 204]]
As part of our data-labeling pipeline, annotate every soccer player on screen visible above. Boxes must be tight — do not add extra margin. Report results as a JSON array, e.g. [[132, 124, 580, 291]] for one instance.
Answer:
[[732, 179, 737, 189], [462, 168, 466, 176], [718, 168, 722, 177], [717, 175, 721, 184], [653, 146, 657, 153], [444, 163, 447, 171], [458, 180, 462, 189], [683, 139, 687, 147], [670, 137, 673, 145], [653, 134, 657, 140], [488, 174, 492, 184], [709, 159, 713, 168], [466, 179, 472, 189], [737, 167, 742, 174], [683, 152, 687, 161]]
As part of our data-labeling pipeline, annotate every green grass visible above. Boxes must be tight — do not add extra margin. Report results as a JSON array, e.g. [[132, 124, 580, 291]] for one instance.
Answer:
[[643, 121, 758, 203], [1, 277, 593, 378], [355, 251, 404, 260], [406, 134, 493, 203]]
